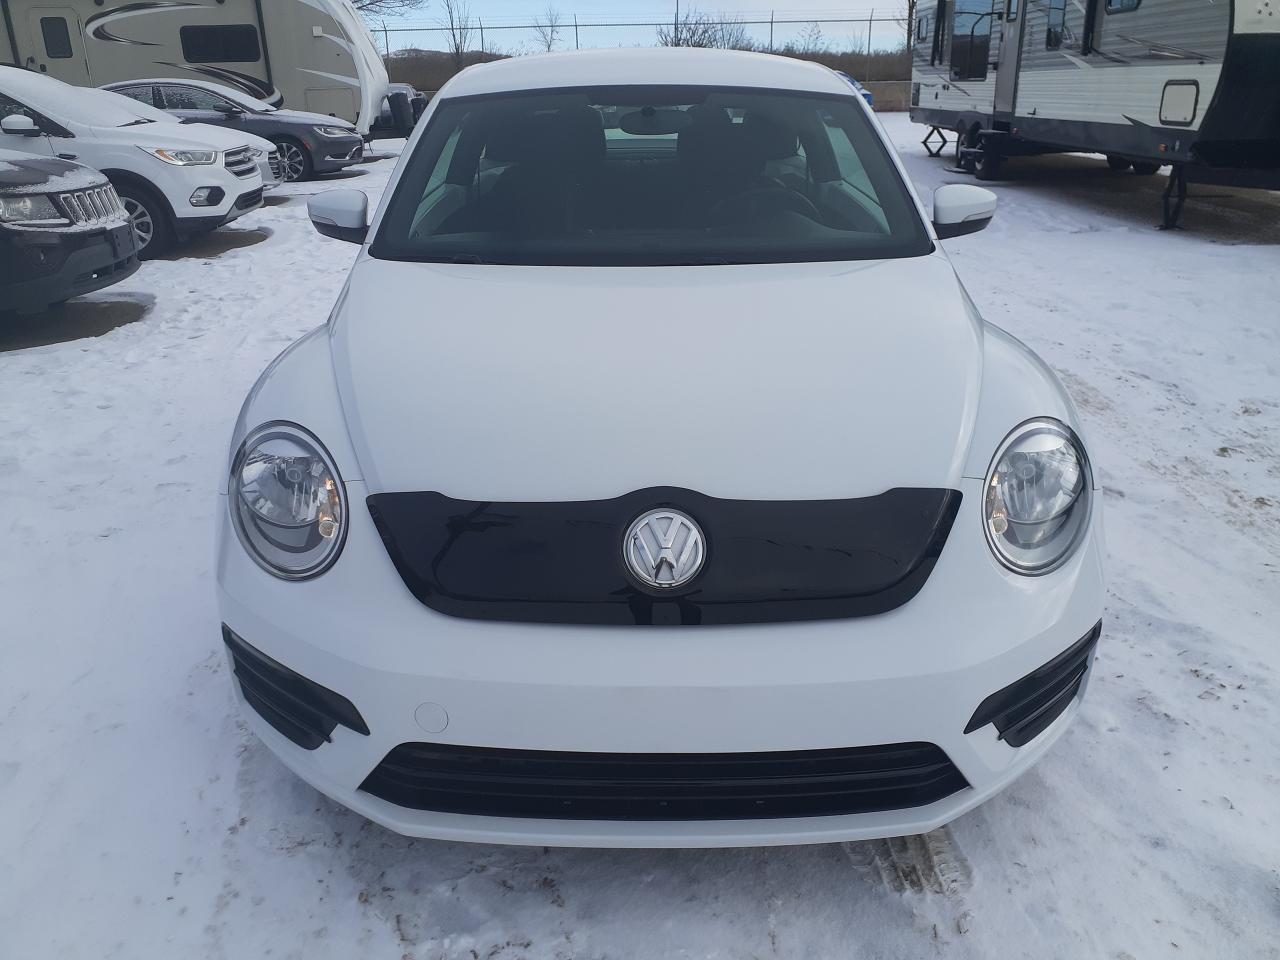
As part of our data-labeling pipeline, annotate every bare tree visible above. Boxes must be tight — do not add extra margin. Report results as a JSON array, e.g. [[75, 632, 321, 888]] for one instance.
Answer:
[[896, 0, 920, 51], [656, 8, 752, 49], [438, 0, 473, 70], [531, 5, 563, 53], [353, 0, 426, 13], [796, 21, 826, 54]]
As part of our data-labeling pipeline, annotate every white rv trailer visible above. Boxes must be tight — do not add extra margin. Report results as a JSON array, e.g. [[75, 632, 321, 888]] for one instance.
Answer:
[[910, 0, 1280, 227], [0, 0, 397, 138]]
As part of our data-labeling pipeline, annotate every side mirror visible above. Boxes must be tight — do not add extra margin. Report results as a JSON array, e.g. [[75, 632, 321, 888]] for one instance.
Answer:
[[1, 114, 41, 137], [308, 190, 369, 244], [932, 183, 997, 239]]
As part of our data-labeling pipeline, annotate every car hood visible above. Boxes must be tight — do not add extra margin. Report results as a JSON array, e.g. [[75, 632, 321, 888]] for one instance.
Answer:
[[331, 253, 984, 500], [0, 150, 102, 191], [268, 108, 358, 130], [174, 121, 275, 153], [102, 122, 246, 152]]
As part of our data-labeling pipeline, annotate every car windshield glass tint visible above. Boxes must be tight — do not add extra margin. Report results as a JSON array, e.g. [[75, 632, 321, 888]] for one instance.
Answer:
[[371, 85, 932, 266]]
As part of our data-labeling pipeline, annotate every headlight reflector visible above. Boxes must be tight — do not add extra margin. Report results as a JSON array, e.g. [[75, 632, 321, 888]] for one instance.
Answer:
[[230, 423, 346, 580], [143, 147, 217, 165], [983, 418, 1091, 575]]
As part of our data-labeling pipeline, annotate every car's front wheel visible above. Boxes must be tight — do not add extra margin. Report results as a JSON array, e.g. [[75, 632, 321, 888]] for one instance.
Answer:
[[113, 181, 174, 259], [273, 138, 313, 182]]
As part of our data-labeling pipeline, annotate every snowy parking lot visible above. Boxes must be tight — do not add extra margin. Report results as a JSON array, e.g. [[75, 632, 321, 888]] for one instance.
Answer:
[[2, 113, 1278, 958]]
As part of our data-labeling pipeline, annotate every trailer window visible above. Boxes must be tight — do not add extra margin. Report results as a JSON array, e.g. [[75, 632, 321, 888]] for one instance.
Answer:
[[1045, 0, 1067, 49], [39, 17, 73, 59], [950, 0, 992, 81], [1105, 0, 1140, 11], [179, 24, 261, 64]]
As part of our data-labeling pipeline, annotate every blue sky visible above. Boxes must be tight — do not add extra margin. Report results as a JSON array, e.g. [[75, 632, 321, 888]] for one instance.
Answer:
[[372, 2, 907, 56]]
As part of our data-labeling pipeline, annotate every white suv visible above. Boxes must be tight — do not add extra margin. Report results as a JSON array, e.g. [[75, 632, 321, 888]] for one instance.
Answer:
[[0, 66, 264, 257]]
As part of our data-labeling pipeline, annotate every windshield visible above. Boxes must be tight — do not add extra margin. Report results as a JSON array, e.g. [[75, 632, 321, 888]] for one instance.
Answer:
[[371, 85, 931, 266], [211, 85, 274, 113]]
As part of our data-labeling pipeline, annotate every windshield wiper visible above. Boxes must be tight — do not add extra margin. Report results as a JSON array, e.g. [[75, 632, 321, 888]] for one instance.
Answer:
[[120, 119, 153, 127]]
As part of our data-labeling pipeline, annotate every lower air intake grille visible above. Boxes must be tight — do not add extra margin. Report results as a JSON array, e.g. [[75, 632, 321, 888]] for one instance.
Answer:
[[235, 187, 263, 210], [965, 621, 1102, 747], [360, 741, 969, 821], [223, 625, 368, 750]]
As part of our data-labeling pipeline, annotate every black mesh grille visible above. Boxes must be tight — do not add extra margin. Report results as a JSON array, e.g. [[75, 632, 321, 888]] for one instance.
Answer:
[[235, 187, 263, 210], [359, 741, 969, 821]]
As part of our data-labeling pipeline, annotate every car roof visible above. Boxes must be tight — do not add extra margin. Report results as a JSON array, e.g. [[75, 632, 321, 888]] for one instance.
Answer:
[[102, 77, 268, 105], [439, 48, 849, 99]]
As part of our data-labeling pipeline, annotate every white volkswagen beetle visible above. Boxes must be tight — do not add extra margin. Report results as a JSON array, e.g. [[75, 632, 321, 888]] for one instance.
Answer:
[[217, 49, 1104, 847]]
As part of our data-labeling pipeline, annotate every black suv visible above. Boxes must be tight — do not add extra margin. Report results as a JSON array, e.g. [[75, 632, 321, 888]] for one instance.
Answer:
[[1, 149, 139, 314]]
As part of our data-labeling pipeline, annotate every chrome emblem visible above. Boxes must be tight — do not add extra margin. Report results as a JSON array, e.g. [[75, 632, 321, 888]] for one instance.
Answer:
[[623, 509, 706, 589]]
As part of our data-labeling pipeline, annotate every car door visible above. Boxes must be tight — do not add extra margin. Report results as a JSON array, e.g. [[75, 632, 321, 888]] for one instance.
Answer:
[[0, 91, 58, 157], [22, 7, 93, 85]]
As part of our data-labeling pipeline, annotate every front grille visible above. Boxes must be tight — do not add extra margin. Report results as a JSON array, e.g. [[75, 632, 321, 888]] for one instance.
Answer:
[[360, 741, 969, 821], [56, 185, 125, 225], [267, 148, 282, 181], [235, 187, 263, 210], [366, 487, 961, 625], [224, 146, 257, 179], [965, 621, 1102, 747], [223, 625, 369, 750]]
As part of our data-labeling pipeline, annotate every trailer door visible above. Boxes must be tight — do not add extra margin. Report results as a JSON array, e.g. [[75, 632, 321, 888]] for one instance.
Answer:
[[992, 0, 1023, 115], [22, 7, 92, 85]]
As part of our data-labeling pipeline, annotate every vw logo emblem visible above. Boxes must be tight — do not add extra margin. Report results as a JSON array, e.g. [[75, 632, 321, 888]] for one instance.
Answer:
[[623, 509, 706, 589]]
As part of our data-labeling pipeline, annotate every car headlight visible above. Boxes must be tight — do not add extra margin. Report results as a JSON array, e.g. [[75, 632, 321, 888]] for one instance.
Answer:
[[229, 422, 346, 580], [0, 194, 64, 223], [314, 125, 352, 138], [983, 418, 1092, 575], [142, 147, 217, 165]]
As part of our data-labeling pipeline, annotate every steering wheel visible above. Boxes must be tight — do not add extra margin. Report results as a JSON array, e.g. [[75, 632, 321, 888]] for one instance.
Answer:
[[709, 186, 822, 224]]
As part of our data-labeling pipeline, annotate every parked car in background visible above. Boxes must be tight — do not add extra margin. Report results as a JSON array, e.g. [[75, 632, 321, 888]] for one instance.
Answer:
[[0, 67, 264, 258], [104, 90, 285, 193], [0, 149, 138, 314], [104, 80, 363, 183], [837, 72, 875, 108]]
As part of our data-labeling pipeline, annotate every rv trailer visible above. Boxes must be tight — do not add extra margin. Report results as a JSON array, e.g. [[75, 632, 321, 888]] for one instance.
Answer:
[[910, 1, 1280, 227], [0, 0, 400, 138]]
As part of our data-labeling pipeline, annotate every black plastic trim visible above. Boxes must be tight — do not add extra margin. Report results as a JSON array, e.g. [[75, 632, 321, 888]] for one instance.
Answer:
[[965, 620, 1101, 747], [360, 740, 970, 821], [367, 486, 962, 626], [222, 625, 369, 750]]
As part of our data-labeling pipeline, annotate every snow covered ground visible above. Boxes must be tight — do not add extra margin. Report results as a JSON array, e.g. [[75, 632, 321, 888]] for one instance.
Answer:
[[2, 115, 1278, 959]]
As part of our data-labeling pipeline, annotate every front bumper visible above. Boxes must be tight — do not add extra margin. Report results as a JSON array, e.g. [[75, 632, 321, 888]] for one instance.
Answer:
[[216, 477, 1105, 847], [309, 134, 364, 172], [1, 222, 139, 313]]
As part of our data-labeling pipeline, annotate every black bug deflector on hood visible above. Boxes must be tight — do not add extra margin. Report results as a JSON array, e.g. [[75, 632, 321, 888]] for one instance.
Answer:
[[367, 486, 961, 626]]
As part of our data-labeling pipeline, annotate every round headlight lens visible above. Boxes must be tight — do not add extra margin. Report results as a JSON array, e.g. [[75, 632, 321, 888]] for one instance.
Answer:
[[983, 418, 1091, 575], [230, 423, 346, 580]]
